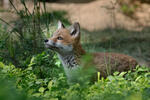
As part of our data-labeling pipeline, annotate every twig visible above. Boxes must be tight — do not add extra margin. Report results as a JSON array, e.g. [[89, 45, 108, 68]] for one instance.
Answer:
[[0, 17, 14, 29], [0, 17, 21, 38], [8, 0, 19, 14], [21, 1, 32, 16]]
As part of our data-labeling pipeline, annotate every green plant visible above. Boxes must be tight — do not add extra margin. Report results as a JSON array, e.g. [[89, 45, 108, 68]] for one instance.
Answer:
[[0, 79, 42, 100], [0, 0, 70, 68], [121, 4, 137, 16], [28, 51, 62, 79], [0, 59, 150, 100]]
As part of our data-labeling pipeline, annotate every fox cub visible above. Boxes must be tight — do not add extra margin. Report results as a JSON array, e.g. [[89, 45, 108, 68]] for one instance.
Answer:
[[45, 21, 138, 80]]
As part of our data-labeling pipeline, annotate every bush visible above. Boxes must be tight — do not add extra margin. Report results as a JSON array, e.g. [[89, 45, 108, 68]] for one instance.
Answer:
[[0, 79, 42, 100], [0, 58, 150, 100], [0, 0, 69, 68], [29, 51, 63, 79]]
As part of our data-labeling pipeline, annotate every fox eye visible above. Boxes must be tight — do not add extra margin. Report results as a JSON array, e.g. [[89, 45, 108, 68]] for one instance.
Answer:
[[57, 36, 63, 40]]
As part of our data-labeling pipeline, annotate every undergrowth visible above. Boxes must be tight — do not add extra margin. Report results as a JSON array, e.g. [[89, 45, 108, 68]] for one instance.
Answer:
[[0, 55, 150, 100]]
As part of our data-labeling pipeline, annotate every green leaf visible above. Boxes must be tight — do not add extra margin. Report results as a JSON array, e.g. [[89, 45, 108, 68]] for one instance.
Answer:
[[108, 76, 115, 81], [135, 76, 142, 82], [39, 87, 45, 93], [0, 62, 5, 68], [48, 81, 53, 90], [32, 93, 41, 97], [113, 72, 119, 76], [119, 72, 127, 77]]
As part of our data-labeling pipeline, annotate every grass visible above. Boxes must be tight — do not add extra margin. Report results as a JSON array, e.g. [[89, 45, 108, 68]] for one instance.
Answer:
[[81, 28, 150, 66]]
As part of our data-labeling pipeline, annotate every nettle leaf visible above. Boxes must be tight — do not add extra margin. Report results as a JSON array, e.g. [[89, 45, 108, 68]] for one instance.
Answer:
[[48, 81, 53, 90], [113, 72, 119, 76], [135, 76, 142, 82], [36, 80, 42, 84], [145, 72, 150, 77], [119, 72, 127, 77], [107, 76, 115, 81], [32, 93, 41, 97], [0, 62, 5, 68], [39, 87, 45, 93]]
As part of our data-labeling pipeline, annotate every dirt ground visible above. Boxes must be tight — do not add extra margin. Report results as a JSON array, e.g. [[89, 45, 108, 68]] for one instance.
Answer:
[[45, 0, 150, 31], [0, 0, 150, 31]]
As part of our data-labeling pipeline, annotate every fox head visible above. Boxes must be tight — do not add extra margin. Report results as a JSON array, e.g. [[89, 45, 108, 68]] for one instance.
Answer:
[[44, 21, 81, 54]]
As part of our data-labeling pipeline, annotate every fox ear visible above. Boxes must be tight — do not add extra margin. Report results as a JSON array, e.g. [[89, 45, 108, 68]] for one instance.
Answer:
[[69, 22, 80, 38], [58, 20, 65, 29]]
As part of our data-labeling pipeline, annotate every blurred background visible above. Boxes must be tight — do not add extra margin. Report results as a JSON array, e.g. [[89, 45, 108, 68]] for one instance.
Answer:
[[0, 0, 150, 100], [0, 0, 149, 67]]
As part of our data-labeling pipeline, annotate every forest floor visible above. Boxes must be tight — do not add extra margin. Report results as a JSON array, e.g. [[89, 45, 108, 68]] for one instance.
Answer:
[[0, 0, 150, 31]]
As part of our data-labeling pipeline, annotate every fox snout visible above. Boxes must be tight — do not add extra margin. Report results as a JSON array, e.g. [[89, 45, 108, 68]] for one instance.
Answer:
[[44, 38, 73, 52], [44, 39, 49, 43], [44, 39, 56, 48], [44, 21, 80, 53]]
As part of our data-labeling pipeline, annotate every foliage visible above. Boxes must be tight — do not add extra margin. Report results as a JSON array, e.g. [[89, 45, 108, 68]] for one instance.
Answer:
[[0, 0, 69, 68], [0, 53, 150, 100], [0, 79, 42, 100], [29, 51, 62, 79], [121, 4, 137, 16]]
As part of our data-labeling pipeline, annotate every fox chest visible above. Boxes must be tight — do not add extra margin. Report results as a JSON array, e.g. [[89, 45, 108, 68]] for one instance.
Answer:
[[58, 54, 78, 68]]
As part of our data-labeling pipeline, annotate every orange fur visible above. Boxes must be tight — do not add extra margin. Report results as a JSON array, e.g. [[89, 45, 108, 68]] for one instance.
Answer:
[[46, 22, 138, 78]]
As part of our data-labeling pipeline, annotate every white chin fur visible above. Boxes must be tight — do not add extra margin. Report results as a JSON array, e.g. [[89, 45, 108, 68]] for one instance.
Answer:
[[45, 44, 50, 48], [45, 40, 73, 52], [56, 42, 73, 52]]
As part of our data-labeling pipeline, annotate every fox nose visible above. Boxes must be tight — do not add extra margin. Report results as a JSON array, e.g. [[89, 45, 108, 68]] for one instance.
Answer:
[[44, 39, 49, 43]]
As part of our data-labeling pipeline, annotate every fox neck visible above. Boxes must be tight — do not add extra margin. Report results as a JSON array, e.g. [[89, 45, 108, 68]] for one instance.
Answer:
[[57, 43, 86, 69]]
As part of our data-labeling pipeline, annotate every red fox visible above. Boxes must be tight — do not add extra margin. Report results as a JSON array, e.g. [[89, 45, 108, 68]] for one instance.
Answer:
[[44, 21, 138, 81]]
